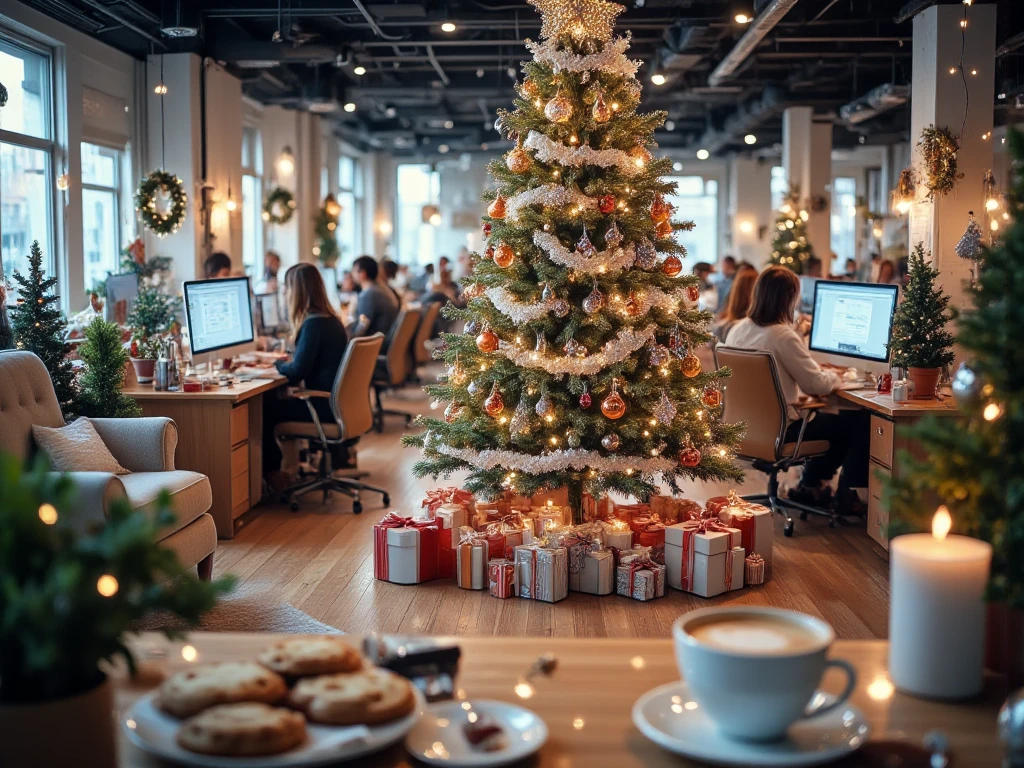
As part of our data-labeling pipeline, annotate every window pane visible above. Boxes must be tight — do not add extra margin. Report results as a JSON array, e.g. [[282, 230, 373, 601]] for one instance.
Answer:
[[1, 142, 52, 281], [664, 176, 717, 271], [396, 164, 438, 266], [830, 177, 858, 273], [0, 39, 50, 140], [242, 174, 263, 277], [338, 190, 356, 261], [82, 188, 118, 291], [770, 166, 787, 211], [339, 156, 355, 190], [81, 142, 117, 187]]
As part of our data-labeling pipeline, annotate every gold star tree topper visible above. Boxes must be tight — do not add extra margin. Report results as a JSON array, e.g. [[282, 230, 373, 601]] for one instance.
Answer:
[[528, 0, 625, 41]]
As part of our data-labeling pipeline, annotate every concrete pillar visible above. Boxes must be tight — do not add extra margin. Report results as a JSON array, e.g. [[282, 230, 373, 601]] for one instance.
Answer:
[[727, 156, 773, 266], [908, 3, 996, 310], [782, 106, 832, 263]]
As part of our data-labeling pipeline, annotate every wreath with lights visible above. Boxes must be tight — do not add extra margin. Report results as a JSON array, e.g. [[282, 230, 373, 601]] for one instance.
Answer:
[[263, 186, 296, 225], [918, 126, 963, 199], [135, 170, 188, 236]]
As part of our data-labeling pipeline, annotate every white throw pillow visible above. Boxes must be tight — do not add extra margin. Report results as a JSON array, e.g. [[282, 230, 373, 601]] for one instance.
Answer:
[[32, 418, 131, 475]]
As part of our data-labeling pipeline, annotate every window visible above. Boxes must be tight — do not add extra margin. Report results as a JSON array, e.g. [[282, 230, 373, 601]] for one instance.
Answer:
[[770, 166, 787, 211], [241, 125, 263, 277], [0, 36, 55, 282], [830, 176, 858, 272], [81, 142, 124, 292], [663, 176, 718, 271], [396, 164, 439, 267], [337, 154, 363, 262]]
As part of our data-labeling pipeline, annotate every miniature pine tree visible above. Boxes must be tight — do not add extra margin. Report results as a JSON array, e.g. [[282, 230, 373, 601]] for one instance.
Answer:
[[888, 243, 956, 371], [9, 241, 78, 414], [768, 188, 814, 274], [884, 128, 1024, 609], [77, 316, 142, 418], [127, 283, 175, 340], [405, 0, 743, 524]]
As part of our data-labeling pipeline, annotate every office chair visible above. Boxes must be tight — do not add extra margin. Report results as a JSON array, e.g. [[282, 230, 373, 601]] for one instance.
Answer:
[[371, 309, 421, 432], [276, 334, 389, 514], [714, 347, 836, 536], [411, 300, 442, 382]]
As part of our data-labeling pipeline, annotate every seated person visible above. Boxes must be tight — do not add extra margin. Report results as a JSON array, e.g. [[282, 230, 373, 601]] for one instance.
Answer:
[[204, 251, 232, 279], [348, 255, 399, 340], [263, 263, 350, 491], [255, 250, 282, 294], [710, 263, 757, 343], [722, 266, 868, 511]]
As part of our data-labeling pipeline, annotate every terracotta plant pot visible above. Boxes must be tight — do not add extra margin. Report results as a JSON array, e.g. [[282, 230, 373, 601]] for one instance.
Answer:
[[0, 676, 117, 768], [131, 357, 156, 384], [907, 366, 941, 399]]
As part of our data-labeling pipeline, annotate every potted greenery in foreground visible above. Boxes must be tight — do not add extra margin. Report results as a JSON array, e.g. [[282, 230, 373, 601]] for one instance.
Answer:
[[0, 454, 233, 768]]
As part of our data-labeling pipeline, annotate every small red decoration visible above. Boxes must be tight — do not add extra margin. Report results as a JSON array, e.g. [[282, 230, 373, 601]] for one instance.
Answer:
[[702, 386, 722, 408], [580, 391, 592, 409], [686, 284, 700, 302], [476, 329, 499, 353], [679, 446, 701, 467], [599, 195, 616, 214], [482, 222, 492, 236], [661, 255, 683, 277]]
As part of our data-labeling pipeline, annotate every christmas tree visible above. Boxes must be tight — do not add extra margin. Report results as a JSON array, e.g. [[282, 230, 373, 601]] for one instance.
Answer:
[[127, 283, 176, 340], [884, 128, 1024, 609], [405, 0, 743, 525], [9, 241, 77, 414], [888, 242, 955, 371], [77, 316, 142, 419], [768, 188, 814, 274]]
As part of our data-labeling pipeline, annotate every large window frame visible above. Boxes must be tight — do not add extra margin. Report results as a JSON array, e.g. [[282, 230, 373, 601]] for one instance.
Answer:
[[241, 123, 264, 278], [337, 153, 363, 263], [0, 30, 59, 285], [395, 163, 440, 267], [80, 140, 125, 292], [663, 175, 719, 271]]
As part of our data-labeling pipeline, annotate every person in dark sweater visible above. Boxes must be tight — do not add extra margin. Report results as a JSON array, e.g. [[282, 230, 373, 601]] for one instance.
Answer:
[[349, 255, 398, 340], [264, 262, 350, 490]]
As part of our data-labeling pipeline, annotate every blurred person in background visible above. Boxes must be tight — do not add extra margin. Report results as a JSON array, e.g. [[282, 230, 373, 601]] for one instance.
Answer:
[[714, 255, 738, 317], [409, 263, 434, 294], [711, 263, 757, 343], [876, 259, 896, 285]]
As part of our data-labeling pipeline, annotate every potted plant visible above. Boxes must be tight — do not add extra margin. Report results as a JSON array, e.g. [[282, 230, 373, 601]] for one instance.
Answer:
[[888, 242, 955, 399], [79, 316, 143, 418], [0, 453, 231, 768], [126, 282, 176, 384], [129, 331, 163, 384]]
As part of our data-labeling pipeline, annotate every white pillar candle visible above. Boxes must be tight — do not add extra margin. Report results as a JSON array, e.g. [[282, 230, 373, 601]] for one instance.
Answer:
[[888, 507, 992, 699]]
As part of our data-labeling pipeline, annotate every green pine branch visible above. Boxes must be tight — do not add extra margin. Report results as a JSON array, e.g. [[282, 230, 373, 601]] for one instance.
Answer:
[[77, 317, 142, 419]]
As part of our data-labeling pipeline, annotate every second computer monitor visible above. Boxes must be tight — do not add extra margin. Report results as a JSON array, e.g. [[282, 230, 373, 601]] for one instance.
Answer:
[[809, 280, 898, 363], [183, 276, 257, 361]]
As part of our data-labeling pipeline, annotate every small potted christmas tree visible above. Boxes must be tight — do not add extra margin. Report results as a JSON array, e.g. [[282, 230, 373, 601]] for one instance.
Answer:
[[127, 283, 176, 384], [888, 243, 955, 398], [78, 316, 143, 418], [0, 453, 231, 768]]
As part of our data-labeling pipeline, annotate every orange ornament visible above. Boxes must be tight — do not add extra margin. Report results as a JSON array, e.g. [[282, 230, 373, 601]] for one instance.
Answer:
[[484, 383, 505, 417], [487, 195, 507, 220], [600, 380, 627, 420], [494, 243, 515, 268], [476, 329, 499, 353], [655, 219, 673, 238], [686, 284, 700, 302], [521, 77, 538, 98], [506, 146, 532, 174], [661, 255, 683, 277], [678, 446, 701, 467], [650, 194, 670, 223], [702, 386, 722, 408], [681, 353, 702, 378]]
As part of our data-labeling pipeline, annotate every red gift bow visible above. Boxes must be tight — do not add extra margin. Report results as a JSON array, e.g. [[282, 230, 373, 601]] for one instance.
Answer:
[[486, 513, 524, 536], [422, 487, 474, 514], [623, 557, 660, 598], [373, 512, 439, 582], [679, 518, 734, 592]]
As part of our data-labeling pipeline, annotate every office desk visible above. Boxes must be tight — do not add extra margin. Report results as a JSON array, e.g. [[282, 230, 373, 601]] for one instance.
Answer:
[[124, 376, 288, 539], [834, 389, 959, 551]]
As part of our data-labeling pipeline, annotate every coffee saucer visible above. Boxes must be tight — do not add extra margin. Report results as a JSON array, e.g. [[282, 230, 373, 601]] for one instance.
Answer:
[[632, 681, 870, 766]]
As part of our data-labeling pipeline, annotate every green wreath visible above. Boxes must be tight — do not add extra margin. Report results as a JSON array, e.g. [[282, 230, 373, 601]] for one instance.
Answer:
[[135, 170, 188, 236], [263, 186, 296, 225]]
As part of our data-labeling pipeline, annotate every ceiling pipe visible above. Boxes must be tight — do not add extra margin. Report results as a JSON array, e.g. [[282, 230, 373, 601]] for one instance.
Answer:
[[707, 0, 800, 87], [79, 0, 167, 47], [426, 45, 451, 86], [349, 0, 408, 41]]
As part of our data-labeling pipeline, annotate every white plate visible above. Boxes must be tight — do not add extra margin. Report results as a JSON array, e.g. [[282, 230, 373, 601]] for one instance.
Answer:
[[632, 681, 869, 767], [405, 699, 548, 766], [123, 686, 425, 767]]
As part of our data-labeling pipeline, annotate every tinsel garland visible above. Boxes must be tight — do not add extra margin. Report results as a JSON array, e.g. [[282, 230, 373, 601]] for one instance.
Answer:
[[433, 443, 678, 475], [485, 284, 693, 323], [533, 231, 635, 272], [525, 36, 640, 76], [496, 324, 657, 376], [507, 184, 597, 221], [525, 131, 643, 175], [918, 126, 963, 199]]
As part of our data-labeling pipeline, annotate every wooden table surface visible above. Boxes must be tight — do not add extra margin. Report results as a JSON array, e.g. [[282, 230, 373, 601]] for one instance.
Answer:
[[834, 389, 959, 419], [117, 632, 1003, 767], [123, 375, 286, 402]]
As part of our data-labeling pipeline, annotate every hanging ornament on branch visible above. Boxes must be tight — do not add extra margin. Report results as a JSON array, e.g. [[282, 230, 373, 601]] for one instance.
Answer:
[[476, 328, 499, 353], [955, 212, 984, 262], [593, 89, 612, 123], [579, 384, 592, 409], [918, 125, 963, 199], [583, 282, 605, 314], [661, 255, 682, 277], [601, 379, 627, 420], [487, 194, 507, 220], [601, 432, 621, 452], [575, 228, 597, 259], [494, 242, 516, 268], [484, 383, 505, 417], [544, 89, 574, 123], [653, 390, 677, 425], [681, 346, 702, 378], [506, 142, 532, 174], [605, 220, 623, 248]]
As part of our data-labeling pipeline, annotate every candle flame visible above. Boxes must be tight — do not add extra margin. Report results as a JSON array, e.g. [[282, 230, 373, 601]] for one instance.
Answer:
[[932, 506, 952, 541]]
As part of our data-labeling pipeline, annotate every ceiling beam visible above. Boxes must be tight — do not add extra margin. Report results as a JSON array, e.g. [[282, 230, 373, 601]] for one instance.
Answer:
[[707, 0, 801, 86]]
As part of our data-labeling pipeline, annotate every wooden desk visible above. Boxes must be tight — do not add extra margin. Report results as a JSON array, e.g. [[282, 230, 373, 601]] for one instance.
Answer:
[[117, 632, 1004, 767], [124, 376, 288, 539], [834, 390, 959, 551]]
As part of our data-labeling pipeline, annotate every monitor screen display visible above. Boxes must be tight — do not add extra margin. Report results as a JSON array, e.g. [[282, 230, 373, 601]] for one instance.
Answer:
[[256, 292, 281, 330], [183, 277, 255, 355], [809, 280, 899, 363]]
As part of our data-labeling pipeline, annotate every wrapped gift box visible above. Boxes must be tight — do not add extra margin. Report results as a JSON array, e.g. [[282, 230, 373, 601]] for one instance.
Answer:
[[665, 519, 744, 598], [616, 504, 651, 529], [513, 545, 568, 602], [583, 493, 615, 521], [745, 553, 766, 585], [421, 487, 475, 518], [527, 508, 565, 537], [435, 503, 468, 579], [483, 515, 531, 560], [373, 512, 439, 584], [456, 530, 488, 590], [616, 556, 666, 601], [597, 519, 634, 552], [715, 495, 774, 566], [488, 558, 516, 598], [650, 496, 704, 524], [569, 545, 614, 595], [634, 518, 666, 564]]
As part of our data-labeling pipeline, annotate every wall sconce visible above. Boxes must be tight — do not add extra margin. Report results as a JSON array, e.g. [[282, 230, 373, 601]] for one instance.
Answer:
[[324, 194, 342, 218], [738, 219, 755, 234], [891, 167, 916, 215], [276, 146, 295, 177], [422, 204, 441, 226]]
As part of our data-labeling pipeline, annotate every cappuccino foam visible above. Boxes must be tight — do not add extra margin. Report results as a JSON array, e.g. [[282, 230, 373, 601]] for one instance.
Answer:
[[687, 614, 822, 655]]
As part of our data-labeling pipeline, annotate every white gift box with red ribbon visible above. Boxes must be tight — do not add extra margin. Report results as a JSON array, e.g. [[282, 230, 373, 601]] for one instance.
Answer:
[[665, 519, 745, 598], [708, 492, 774, 566]]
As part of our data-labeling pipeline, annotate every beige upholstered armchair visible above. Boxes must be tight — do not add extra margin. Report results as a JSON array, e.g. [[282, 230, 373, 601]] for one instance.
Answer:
[[0, 351, 217, 579]]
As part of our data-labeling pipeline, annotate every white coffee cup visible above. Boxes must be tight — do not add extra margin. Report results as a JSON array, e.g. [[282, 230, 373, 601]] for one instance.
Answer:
[[673, 607, 856, 742]]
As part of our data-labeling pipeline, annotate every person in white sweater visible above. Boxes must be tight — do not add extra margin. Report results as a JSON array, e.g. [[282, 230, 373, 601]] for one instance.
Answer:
[[723, 266, 869, 510]]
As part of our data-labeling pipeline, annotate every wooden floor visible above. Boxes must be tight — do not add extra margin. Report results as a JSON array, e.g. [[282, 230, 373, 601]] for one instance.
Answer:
[[218, 379, 891, 639]]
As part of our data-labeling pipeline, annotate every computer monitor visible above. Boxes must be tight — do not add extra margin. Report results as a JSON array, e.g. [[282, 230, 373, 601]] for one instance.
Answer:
[[256, 292, 282, 334], [319, 266, 342, 310], [183, 277, 256, 365], [809, 280, 899, 364], [104, 273, 139, 325], [798, 276, 818, 315]]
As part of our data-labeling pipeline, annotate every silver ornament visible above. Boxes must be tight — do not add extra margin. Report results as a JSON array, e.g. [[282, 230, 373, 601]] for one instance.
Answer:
[[653, 390, 677, 425], [467, 379, 483, 397], [465, 320, 478, 335], [583, 284, 605, 315], [566, 428, 581, 448], [541, 282, 554, 301], [955, 214, 984, 261], [601, 433, 621, 451], [510, 397, 532, 436], [951, 362, 982, 406], [534, 331, 548, 355], [649, 344, 670, 366], [635, 237, 658, 269], [575, 230, 597, 258], [605, 220, 623, 248], [552, 298, 570, 318], [999, 689, 1024, 766], [564, 338, 587, 358], [535, 392, 556, 419]]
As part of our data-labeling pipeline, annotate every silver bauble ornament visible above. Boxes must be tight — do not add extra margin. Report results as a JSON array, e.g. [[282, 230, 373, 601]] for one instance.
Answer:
[[465, 320, 478, 335], [951, 362, 982, 406], [467, 379, 483, 397], [635, 237, 658, 269], [535, 392, 556, 419], [649, 344, 670, 366], [541, 282, 554, 301], [604, 220, 623, 248], [544, 92, 573, 123], [566, 428, 581, 449], [583, 285, 605, 315], [510, 397, 532, 436], [652, 390, 677, 425], [552, 298, 570, 318], [575, 230, 597, 258], [601, 433, 621, 451]]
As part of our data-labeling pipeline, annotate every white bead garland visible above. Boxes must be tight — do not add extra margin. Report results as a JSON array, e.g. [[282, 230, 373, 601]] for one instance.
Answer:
[[533, 231, 635, 272], [485, 286, 558, 323], [506, 184, 597, 222], [496, 324, 657, 376], [524, 131, 643, 176], [526, 36, 640, 77], [434, 443, 678, 475]]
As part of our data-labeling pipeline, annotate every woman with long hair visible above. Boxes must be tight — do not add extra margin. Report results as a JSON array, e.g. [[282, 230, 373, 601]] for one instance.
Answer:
[[263, 263, 350, 489], [722, 266, 868, 511], [711, 264, 757, 342]]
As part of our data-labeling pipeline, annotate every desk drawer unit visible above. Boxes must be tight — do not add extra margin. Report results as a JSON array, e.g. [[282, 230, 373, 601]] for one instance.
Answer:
[[230, 403, 250, 446], [868, 461, 890, 551], [869, 415, 894, 469]]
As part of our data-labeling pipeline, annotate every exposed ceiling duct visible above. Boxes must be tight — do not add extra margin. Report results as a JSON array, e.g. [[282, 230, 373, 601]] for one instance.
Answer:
[[839, 83, 909, 125], [693, 86, 789, 154], [707, 0, 801, 87]]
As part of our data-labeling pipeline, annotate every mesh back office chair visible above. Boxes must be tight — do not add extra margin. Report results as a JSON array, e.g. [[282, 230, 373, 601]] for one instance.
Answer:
[[714, 347, 835, 536], [276, 334, 389, 514], [371, 309, 421, 432]]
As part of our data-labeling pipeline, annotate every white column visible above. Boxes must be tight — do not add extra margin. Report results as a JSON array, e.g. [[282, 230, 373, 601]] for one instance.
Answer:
[[727, 156, 773, 265], [908, 3, 996, 310], [782, 106, 832, 263]]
